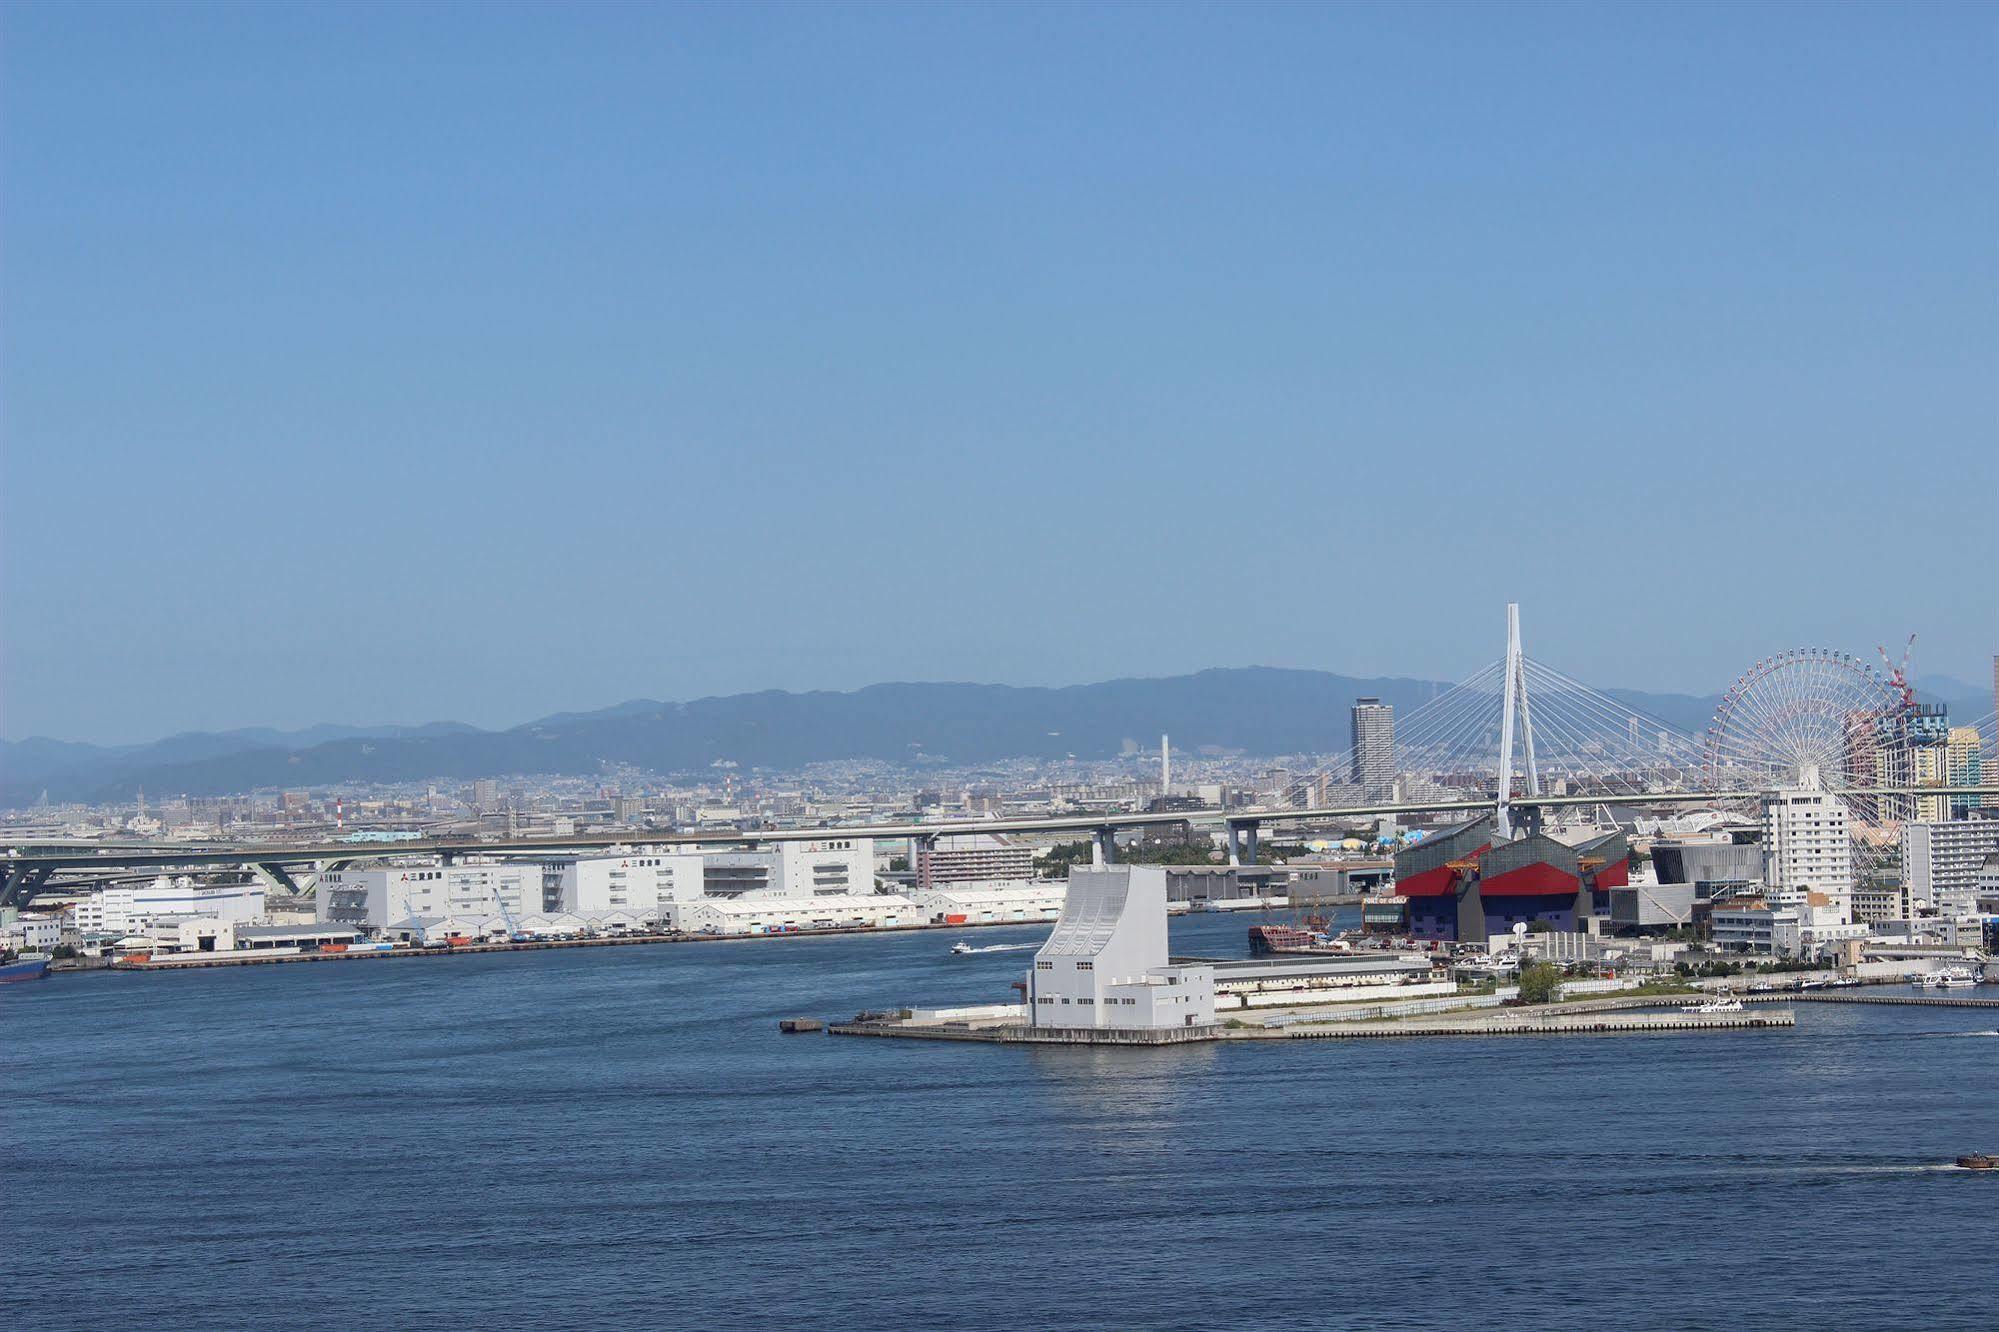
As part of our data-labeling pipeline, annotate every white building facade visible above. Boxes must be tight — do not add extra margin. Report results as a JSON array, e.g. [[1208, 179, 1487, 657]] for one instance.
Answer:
[[1903, 821, 1999, 914], [317, 861, 541, 929], [702, 838, 874, 899], [913, 881, 1067, 924], [1762, 778, 1853, 902], [914, 836, 1036, 889], [71, 877, 266, 935], [1027, 866, 1214, 1030], [544, 853, 704, 917], [672, 892, 918, 937]]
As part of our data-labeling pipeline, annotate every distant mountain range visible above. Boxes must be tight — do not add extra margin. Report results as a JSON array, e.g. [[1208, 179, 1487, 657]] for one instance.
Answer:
[[2, 668, 1988, 809]]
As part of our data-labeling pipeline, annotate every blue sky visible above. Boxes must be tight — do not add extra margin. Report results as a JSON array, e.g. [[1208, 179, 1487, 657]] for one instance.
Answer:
[[3, 1, 1994, 744]]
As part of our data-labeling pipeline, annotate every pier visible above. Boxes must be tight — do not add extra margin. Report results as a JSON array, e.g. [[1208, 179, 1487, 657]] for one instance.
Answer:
[[827, 1004, 1796, 1046], [1737, 990, 1999, 1010]]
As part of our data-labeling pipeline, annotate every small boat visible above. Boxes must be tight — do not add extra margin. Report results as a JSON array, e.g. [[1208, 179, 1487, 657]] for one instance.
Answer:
[[1923, 967, 1978, 991], [950, 941, 975, 955], [1682, 993, 1744, 1014], [1955, 1154, 1997, 1171]]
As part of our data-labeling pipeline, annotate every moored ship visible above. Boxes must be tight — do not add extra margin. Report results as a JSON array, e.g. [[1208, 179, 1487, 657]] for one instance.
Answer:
[[1247, 923, 1353, 956], [0, 955, 52, 984]]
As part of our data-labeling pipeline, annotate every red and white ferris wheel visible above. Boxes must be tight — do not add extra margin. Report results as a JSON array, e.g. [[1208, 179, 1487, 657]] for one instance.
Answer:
[[1702, 648, 1904, 814]]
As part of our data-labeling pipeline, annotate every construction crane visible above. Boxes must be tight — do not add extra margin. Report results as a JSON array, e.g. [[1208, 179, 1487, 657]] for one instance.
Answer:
[[1877, 634, 1918, 711], [491, 883, 528, 942]]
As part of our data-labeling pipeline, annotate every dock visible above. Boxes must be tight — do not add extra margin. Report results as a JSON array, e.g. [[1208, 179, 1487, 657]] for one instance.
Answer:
[[1737, 990, 1999, 1009], [828, 1005, 1795, 1045], [1239, 1008, 1796, 1039]]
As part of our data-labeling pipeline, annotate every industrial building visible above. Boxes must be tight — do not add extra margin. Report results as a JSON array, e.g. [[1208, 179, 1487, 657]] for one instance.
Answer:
[[317, 861, 541, 929], [544, 852, 705, 915], [71, 876, 265, 935], [913, 835, 1034, 888], [672, 892, 918, 937], [1394, 818, 1628, 942], [1203, 953, 1442, 1011], [1028, 867, 1215, 1030], [912, 881, 1067, 924], [701, 838, 874, 898], [1606, 882, 1699, 932], [1649, 840, 1763, 896]]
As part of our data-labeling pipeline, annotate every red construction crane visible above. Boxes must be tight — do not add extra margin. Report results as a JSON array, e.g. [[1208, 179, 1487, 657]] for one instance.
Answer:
[[1876, 634, 1918, 711]]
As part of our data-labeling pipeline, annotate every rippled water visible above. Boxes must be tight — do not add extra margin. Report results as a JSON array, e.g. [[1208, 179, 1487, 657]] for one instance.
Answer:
[[4, 914, 1993, 1329]]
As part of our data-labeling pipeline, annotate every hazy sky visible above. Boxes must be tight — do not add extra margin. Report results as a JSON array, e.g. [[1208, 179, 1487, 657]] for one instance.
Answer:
[[3, 1, 1994, 744]]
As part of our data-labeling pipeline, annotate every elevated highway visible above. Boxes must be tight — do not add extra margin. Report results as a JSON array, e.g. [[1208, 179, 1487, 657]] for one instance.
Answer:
[[6, 785, 1995, 908]]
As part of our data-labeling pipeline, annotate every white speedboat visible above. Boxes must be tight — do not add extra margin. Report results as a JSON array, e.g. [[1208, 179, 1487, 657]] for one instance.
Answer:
[[950, 941, 975, 955]]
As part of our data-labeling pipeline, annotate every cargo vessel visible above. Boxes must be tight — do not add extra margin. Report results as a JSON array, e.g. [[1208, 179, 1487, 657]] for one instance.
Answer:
[[1247, 924, 1352, 956], [0, 955, 52, 984]]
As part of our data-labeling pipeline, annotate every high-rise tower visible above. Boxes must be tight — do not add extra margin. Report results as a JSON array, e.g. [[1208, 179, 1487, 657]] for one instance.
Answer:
[[1351, 697, 1395, 797]]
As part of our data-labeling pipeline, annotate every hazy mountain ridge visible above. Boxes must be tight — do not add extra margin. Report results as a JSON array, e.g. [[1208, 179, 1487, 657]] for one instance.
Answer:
[[2, 670, 1986, 808]]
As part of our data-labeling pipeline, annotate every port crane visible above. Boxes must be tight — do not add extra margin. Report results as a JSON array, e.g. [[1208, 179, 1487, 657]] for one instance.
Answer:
[[491, 883, 529, 942]]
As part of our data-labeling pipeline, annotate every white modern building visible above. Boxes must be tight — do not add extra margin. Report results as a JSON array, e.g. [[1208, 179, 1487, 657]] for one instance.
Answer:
[[914, 835, 1035, 889], [912, 881, 1067, 924], [1027, 866, 1214, 1030], [702, 838, 875, 899], [1902, 821, 1999, 914], [317, 861, 541, 929], [71, 876, 265, 935], [672, 892, 918, 937], [1977, 854, 1999, 915], [3, 915, 61, 952], [545, 852, 705, 916], [1762, 774, 1853, 902]]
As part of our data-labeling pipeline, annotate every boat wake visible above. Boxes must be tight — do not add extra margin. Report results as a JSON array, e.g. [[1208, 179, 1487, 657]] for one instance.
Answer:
[[950, 942, 1038, 955]]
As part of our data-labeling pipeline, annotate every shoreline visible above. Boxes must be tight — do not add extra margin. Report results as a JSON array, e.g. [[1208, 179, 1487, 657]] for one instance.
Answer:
[[52, 912, 1058, 975]]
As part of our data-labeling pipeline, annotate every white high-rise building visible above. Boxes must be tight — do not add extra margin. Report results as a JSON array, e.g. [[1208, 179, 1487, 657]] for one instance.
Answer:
[[1903, 821, 1999, 914], [1761, 771, 1853, 911]]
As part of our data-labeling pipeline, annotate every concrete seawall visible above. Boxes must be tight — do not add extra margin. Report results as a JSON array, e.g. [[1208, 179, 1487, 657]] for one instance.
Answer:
[[829, 1007, 1796, 1046], [1737, 991, 1999, 1009]]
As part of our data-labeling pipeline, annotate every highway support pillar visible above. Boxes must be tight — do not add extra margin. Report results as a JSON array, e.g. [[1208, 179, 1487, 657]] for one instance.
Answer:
[[1226, 820, 1260, 868], [253, 862, 307, 899], [1, 864, 51, 910], [1092, 827, 1117, 867]]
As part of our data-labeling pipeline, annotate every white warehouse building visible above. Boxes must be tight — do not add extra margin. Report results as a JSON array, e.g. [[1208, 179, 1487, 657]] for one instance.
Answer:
[[544, 852, 705, 916], [913, 881, 1067, 924], [318, 862, 542, 929], [702, 838, 876, 899], [672, 892, 919, 937], [71, 876, 266, 936], [1028, 866, 1214, 1031]]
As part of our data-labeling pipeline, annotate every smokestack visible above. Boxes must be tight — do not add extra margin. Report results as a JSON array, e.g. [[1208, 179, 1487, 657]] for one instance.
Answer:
[[1161, 734, 1170, 797]]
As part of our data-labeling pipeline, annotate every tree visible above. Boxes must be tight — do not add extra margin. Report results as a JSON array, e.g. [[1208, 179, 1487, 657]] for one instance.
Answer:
[[1518, 961, 1562, 1005]]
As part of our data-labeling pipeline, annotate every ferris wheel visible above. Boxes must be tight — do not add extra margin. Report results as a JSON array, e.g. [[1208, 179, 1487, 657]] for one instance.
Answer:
[[1702, 648, 1904, 822]]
